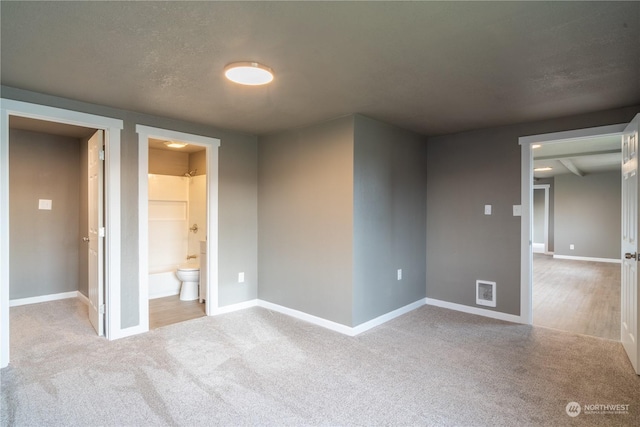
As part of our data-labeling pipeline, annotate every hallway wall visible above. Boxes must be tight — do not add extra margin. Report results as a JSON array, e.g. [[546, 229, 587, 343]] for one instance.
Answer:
[[9, 129, 82, 299]]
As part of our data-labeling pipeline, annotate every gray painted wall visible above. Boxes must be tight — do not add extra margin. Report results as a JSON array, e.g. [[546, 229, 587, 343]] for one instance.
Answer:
[[533, 189, 545, 243], [353, 115, 427, 325], [258, 116, 354, 326], [4, 84, 637, 324], [3, 85, 258, 326], [426, 105, 639, 315], [9, 129, 82, 299], [535, 178, 555, 252], [554, 171, 621, 259], [219, 132, 258, 307]]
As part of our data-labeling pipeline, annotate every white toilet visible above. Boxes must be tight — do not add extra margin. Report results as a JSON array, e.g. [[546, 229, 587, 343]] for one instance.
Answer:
[[176, 264, 200, 301]]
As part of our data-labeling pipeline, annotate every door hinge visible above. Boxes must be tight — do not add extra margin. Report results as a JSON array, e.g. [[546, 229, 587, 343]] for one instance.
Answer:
[[99, 304, 105, 315], [99, 149, 105, 161], [99, 227, 105, 237]]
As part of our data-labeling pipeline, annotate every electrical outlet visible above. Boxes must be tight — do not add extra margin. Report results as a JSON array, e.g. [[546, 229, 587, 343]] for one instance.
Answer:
[[238, 272, 245, 283], [484, 205, 492, 215], [570, 244, 575, 250]]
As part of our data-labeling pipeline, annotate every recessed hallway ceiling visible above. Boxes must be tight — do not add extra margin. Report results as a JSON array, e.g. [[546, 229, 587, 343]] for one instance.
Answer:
[[1, 1, 639, 136]]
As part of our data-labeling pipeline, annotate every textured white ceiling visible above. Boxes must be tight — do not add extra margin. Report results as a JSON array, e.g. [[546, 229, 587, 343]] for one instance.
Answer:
[[2, 1, 639, 136]]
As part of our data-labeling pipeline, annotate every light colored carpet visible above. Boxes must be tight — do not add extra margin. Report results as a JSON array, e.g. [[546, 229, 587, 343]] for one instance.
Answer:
[[1, 298, 639, 426]]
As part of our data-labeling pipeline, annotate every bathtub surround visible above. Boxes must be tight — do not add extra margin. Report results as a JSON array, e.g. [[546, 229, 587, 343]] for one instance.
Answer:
[[147, 174, 206, 300]]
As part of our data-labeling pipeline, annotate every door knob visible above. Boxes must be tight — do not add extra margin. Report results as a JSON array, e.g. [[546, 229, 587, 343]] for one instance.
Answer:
[[625, 252, 637, 260], [82, 237, 90, 242]]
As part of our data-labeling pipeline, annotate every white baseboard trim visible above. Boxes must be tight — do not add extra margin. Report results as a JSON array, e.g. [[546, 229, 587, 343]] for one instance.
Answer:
[[257, 298, 427, 337], [110, 324, 148, 340], [425, 297, 523, 324], [351, 298, 427, 335], [553, 254, 621, 264], [257, 300, 355, 335], [9, 291, 79, 307], [214, 299, 258, 315], [77, 292, 89, 306], [532, 243, 545, 253], [149, 291, 180, 300]]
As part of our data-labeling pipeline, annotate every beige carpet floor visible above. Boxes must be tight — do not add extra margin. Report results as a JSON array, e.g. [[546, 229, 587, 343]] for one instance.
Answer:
[[1, 298, 639, 426]]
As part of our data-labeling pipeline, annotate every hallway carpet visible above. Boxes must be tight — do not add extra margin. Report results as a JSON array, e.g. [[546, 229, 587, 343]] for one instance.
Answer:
[[2, 298, 639, 426]]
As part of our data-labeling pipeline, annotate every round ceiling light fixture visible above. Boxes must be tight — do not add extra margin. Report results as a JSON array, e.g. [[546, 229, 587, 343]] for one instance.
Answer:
[[164, 140, 188, 149], [224, 62, 274, 86]]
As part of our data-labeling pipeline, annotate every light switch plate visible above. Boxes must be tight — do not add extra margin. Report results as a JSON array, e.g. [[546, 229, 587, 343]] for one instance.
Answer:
[[238, 272, 245, 283], [513, 205, 522, 216], [484, 205, 492, 215], [397, 269, 402, 281], [38, 199, 52, 210]]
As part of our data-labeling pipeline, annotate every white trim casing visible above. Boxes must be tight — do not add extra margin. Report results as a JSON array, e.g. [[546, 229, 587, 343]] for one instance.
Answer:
[[257, 299, 427, 336], [0, 107, 8, 369], [77, 291, 90, 306], [136, 125, 220, 328], [519, 123, 627, 328], [10, 291, 85, 307], [533, 184, 550, 253], [425, 297, 522, 324], [553, 254, 621, 264], [216, 299, 259, 315], [0, 98, 123, 368]]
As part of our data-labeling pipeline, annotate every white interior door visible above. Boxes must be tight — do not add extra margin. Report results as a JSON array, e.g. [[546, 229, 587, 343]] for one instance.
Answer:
[[88, 130, 104, 336], [621, 113, 640, 375]]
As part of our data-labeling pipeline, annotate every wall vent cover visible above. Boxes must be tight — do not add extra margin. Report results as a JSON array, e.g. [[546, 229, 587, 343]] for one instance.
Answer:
[[476, 280, 496, 307]]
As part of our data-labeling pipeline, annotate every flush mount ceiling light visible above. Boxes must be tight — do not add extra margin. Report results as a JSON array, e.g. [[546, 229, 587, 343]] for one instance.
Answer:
[[534, 167, 553, 172], [532, 144, 542, 149], [224, 62, 274, 86], [164, 141, 188, 149]]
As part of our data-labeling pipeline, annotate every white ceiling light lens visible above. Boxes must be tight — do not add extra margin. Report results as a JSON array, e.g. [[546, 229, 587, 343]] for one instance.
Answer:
[[534, 167, 553, 172], [224, 62, 274, 86], [164, 141, 187, 149]]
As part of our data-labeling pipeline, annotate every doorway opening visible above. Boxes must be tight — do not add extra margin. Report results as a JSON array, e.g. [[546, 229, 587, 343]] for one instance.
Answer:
[[136, 125, 220, 333], [0, 98, 123, 368], [530, 137, 622, 340], [147, 138, 208, 329]]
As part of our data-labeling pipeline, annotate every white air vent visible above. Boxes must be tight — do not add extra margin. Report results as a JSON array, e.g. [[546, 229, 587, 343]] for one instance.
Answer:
[[476, 280, 496, 307]]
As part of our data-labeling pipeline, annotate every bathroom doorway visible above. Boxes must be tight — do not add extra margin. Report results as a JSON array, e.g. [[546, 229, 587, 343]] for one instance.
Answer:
[[136, 125, 220, 332], [147, 138, 207, 328]]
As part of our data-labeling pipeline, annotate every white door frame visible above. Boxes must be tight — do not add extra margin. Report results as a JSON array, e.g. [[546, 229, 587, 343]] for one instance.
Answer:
[[136, 125, 220, 329], [532, 185, 550, 253], [0, 98, 123, 368], [519, 123, 627, 325]]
